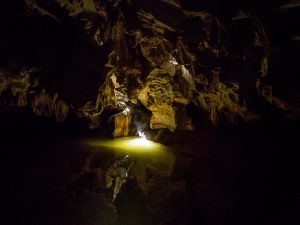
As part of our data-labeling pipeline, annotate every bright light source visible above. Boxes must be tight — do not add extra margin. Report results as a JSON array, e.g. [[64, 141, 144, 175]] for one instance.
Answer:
[[138, 131, 146, 139], [126, 137, 154, 148], [87, 137, 167, 154]]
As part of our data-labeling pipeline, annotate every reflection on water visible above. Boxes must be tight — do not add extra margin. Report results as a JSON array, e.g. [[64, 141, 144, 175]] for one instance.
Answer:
[[84, 136, 175, 212], [85, 136, 169, 154]]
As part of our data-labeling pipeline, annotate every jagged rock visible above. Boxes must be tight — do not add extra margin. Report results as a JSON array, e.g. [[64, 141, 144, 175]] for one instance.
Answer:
[[174, 103, 194, 130], [0, 67, 69, 122], [31, 90, 69, 122], [0, 68, 32, 107], [232, 8, 252, 20], [135, 34, 173, 67], [138, 69, 176, 131], [279, 0, 300, 11], [148, 104, 176, 131], [162, 0, 181, 8], [0, 0, 297, 134]]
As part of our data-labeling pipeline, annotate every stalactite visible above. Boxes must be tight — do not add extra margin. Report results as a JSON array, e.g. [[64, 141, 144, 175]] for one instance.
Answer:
[[0, 67, 69, 122]]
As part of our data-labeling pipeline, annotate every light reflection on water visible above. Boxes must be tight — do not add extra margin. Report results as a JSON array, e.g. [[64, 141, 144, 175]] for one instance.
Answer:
[[84, 137, 169, 154]]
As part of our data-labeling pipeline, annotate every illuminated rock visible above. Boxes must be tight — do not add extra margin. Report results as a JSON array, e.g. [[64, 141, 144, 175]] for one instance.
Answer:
[[149, 104, 176, 131], [0, 0, 298, 136]]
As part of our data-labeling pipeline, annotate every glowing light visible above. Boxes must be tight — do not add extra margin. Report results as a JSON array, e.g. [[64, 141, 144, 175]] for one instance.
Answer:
[[86, 137, 167, 154], [126, 137, 154, 148], [138, 131, 146, 139]]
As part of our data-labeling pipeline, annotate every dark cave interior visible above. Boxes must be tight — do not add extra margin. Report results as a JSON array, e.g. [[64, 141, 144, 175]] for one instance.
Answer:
[[0, 1, 300, 225]]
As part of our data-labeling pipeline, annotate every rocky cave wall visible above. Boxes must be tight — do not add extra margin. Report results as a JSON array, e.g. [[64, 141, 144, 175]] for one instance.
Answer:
[[0, 0, 299, 137]]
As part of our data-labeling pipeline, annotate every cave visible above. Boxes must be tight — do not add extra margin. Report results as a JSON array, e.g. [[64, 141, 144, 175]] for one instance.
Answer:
[[1, 0, 300, 225]]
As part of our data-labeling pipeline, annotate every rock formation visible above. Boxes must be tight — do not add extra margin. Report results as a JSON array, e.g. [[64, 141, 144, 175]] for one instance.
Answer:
[[0, 0, 299, 135]]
